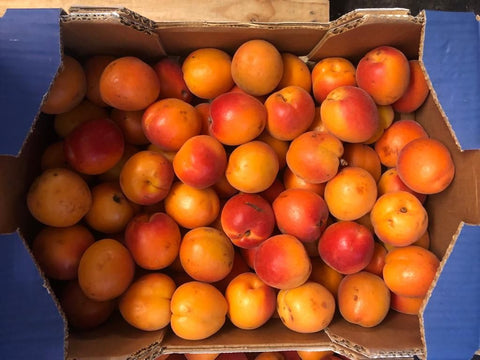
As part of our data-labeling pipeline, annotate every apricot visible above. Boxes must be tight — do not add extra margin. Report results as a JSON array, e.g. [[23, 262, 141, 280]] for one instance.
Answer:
[[256, 131, 289, 170], [124, 212, 181, 270], [54, 99, 109, 138], [356, 45, 410, 105], [337, 271, 391, 327], [32, 224, 95, 280], [397, 137, 455, 194], [377, 168, 427, 204], [231, 39, 284, 96], [27, 168, 92, 227], [272, 188, 329, 243], [179, 227, 235, 283], [225, 141, 279, 193], [41, 55, 87, 114], [119, 272, 176, 331], [60, 280, 116, 330], [277, 53, 312, 92], [283, 167, 326, 196], [308, 257, 344, 298], [363, 242, 387, 277], [297, 350, 335, 360], [342, 143, 382, 182], [78, 238, 136, 301], [374, 119, 429, 168], [185, 354, 219, 360], [99, 143, 139, 182], [142, 98, 202, 152], [99, 56, 160, 111], [182, 48, 234, 99], [164, 182, 220, 229], [393, 60, 430, 113], [265, 85, 316, 141], [286, 131, 343, 184], [119, 150, 174, 206], [254, 234, 312, 290], [225, 272, 276, 330], [390, 292, 425, 315], [170, 281, 228, 340], [209, 91, 267, 146], [40, 141, 68, 170], [364, 104, 395, 145], [324, 166, 377, 221], [308, 106, 328, 132], [383, 245, 440, 298], [370, 191, 428, 247], [110, 108, 150, 145], [154, 57, 193, 103], [85, 181, 136, 234], [311, 57, 356, 103], [173, 135, 227, 189], [320, 86, 379, 143], [84, 55, 116, 107], [277, 281, 335, 333]]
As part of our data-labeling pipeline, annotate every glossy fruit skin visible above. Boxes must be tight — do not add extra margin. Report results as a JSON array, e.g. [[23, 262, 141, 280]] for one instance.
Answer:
[[64, 117, 125, 175], [220, 193, 275, 249], [318, 221, 375, 275], [337, 271, 391, 328], [393, 60, 430, 113], [273, 188, 329, 243], [99, 56, 161, 111]]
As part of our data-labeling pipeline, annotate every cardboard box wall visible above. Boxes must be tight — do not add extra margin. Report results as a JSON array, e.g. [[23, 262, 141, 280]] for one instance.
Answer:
[[0, 6, 479, 360]]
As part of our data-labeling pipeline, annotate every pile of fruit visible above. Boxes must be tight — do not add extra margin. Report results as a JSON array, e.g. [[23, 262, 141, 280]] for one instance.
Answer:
[[26, 38, 455, 340]]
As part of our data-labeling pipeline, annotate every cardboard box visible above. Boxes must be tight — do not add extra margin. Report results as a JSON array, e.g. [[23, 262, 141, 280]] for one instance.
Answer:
[[0, 6, 479, 360]]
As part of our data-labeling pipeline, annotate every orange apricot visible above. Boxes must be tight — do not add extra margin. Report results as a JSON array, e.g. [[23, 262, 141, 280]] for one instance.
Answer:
[[324, 166, 377, 221], [337, 271, 391, 327], [231, 39, 284, 96], [342, 143, 382, 182], [390, 292, 425, 315], [182, 48, 234, 99], [110, 108, 150, 145], [383, 245, 440, 298], [41, 55, 87, 114], [397, 137, 455, 194], [84, 55, 116, 107], [277, 53, 312, 92], [308, 257, 344, 298], [370, 191, 428, 247], [393, 60, 430, 113]]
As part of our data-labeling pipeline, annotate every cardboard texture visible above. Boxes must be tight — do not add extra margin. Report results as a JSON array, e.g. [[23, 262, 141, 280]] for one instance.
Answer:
[[0, 5, 479, 360]]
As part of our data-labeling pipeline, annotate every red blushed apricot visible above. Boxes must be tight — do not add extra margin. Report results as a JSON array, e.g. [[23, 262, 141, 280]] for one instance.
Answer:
[[100, 56, 160, 111], [342, 143, 382, 182], [311, 57, 356, 103], [173, 135, 228, 189], [356, 45, 410, 105], [374, 119, 429, 168], [254, 234, 312, 290], [231, 39, 284, 96], [272, 188, 329, 243], [41, 55, 87, 114], [286, 131, 343, 184], [209, 91, 267, 146], [397, 137, 455, 195], [383, 245, 440, 298], [154, 57, 193, 103], [142, 98, 202, 152], [324, 166, 377, 221], [393, 60, 430, 113], [320, 86, 379, 143]]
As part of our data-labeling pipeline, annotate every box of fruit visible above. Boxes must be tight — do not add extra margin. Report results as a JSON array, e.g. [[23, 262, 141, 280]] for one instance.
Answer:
[[0, 6, 478, 360]]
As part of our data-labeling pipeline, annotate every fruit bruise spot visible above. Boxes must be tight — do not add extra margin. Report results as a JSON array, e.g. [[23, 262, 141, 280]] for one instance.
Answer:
[[245, 201, 263, 212], [243, 229, 251, 237], [353, 295, 358, 301], [277, 93, 287, 103], [400, 207, 408, 213], [112, 193, 123, 203]]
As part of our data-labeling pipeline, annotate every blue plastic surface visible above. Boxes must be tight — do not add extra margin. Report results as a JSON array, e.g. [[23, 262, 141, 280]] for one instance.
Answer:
[[0, 9, 65, 360], [422, 10, 480, 151], [0, 9, 62, 155], [422, 11, 480, 359]]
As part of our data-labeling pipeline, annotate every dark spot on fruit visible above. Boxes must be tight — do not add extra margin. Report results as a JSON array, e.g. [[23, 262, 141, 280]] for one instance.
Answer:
[[400, 207, 408, 213], [353, 295, 358, 301]]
